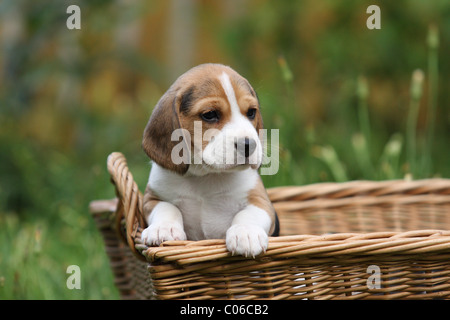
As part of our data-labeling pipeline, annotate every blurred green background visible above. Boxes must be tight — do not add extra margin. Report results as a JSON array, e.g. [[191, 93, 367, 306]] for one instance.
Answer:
[[0, 0, 448, 299]]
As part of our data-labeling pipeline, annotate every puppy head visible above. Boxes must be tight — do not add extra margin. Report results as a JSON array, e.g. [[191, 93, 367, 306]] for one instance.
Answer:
[[142, 63, 263, 175]]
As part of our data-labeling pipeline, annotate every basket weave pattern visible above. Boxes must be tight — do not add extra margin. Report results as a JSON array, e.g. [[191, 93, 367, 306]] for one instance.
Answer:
[[90, 152, 450, 299]]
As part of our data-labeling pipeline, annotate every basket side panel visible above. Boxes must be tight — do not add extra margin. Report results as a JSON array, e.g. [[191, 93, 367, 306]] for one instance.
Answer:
[[90, 200, 154, 299], [274, 199, 450, 235], [148, 257, 450, 300]]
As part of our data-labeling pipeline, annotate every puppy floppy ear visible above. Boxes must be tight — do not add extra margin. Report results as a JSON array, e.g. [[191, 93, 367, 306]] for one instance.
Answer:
[[142, 89, 190, 175]]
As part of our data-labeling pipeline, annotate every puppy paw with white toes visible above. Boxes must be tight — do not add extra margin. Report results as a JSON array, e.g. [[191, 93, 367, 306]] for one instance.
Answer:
[[226, 224, 269, 258], [141, 224, 187, 246]]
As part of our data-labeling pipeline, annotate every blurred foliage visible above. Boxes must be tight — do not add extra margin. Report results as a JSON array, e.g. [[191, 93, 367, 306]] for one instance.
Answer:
[[0, 0, 448, 299]]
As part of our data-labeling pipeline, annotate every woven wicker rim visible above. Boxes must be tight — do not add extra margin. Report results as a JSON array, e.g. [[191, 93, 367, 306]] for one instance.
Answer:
[[107, 152, 145, 259], [135, 230, 450, 266]]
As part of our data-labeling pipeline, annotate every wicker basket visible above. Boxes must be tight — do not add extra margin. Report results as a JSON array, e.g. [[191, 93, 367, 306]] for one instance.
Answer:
[[89, 152, 450, 300]]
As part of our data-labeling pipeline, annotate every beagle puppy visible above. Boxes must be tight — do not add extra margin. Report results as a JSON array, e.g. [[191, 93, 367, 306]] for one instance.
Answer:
[[140, 63, 279, 257]]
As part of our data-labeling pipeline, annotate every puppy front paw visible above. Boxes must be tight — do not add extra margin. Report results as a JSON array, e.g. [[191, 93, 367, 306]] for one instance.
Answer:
[[141, 224, 187, 246], [226, 224, 269, 258]]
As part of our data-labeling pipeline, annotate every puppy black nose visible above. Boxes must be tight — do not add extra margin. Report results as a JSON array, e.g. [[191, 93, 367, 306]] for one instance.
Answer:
[[235, 137, 257, 158]]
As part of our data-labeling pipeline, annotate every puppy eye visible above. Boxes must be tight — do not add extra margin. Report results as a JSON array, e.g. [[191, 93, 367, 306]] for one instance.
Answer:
[[201, 110, 219, 122], [246, 108, 257, 120]]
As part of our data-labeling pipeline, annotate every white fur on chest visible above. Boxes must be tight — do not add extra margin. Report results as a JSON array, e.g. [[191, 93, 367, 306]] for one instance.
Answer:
[[148, 162, 259, 240]]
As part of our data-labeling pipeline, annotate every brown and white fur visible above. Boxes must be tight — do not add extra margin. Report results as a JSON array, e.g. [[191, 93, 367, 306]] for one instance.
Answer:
[[141, 63, 279, 258]]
